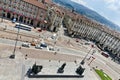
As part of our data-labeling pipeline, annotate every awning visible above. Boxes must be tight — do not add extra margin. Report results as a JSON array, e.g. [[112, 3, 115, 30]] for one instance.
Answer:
[[12, 11, 16, 14], [5, 9, 10, 12], [44, 20, 47, 23], [34, 18, 39, 21], [18, 13, 23, 16], [25, 16, 28, 18], [0, 7, 3, 10]]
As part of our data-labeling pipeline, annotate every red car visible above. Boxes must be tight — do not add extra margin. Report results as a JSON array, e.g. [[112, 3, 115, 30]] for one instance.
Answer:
[[101, 52, 109, 58], [38, 29, 42, 32], [76, 39, 79, 42]]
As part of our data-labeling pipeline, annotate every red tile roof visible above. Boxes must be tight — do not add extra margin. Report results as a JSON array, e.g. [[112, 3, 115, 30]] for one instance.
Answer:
[[45, 0, 52, 4], [23, 0, 47, 10]]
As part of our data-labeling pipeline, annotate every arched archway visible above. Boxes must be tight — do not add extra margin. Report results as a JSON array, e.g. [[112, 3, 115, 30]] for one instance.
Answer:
[[16, 17, 18, 21], [37, 22, 40, 27], [2, 13, 5, 17], [24, 20, 26, 23], [27, 20, 29, 24], [30, 20, 33, 25], [53, 27, 56, 32], [11, 16, 14, 20], [7, 12, 11, 18], [24, 18, 26, 23], [19, 16, 23, 22]]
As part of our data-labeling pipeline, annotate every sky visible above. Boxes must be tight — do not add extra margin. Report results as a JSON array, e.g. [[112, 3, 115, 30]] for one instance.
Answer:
[[70, 0, 120, 26]]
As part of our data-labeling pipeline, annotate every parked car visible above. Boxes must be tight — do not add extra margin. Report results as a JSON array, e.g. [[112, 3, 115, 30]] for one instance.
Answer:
[[22, 42, 30, 48], [12, 18, 16, 23], [35, 44, 43, 49], [40, 43, 47, 48], [31, 41, 36, 46], [38, 29, 42, 32], [76, 39, 79, 42], [101, 52, 109, 58]]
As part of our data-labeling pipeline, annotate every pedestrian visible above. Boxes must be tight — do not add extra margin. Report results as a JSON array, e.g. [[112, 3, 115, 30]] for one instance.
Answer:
[[25, 54, 28, 60], [54, 52, 57, 55], [58, 60, 60, 63], [74, 60, 77, 64], [20, 36, 21, 39], [49, 60, 51, 62], [57, 49, 60, 51], [19, 46, 21, 49]]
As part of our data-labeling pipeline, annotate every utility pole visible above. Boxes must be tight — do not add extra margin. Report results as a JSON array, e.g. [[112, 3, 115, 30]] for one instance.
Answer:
[[9, 0, 22, 59], [9, 25, 20, 59], [80, 44, 94, 65]]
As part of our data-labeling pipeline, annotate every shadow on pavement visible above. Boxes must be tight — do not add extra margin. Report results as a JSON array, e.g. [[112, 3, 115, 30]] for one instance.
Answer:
[[28, 74, 84, 78]]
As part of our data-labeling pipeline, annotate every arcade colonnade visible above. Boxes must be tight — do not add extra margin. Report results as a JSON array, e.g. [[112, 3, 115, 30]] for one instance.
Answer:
[[0, 9, 46, 28], [66, 17, 120, 57]]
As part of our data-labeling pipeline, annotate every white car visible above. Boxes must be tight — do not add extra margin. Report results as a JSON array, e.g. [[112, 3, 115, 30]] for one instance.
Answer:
[[35, 44, 43, 49], [22, 42, 30, 48]]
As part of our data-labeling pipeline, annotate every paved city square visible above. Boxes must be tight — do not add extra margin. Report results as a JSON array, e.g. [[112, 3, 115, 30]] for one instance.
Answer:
[[0, 18, 120, 80], [0, 0, 120, 79]]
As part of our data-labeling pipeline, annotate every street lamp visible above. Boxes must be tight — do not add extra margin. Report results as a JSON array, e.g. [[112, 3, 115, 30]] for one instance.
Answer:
[[9, 0, 22, 59], [80, 44, 94, 65], [9, 24, 20, 59]]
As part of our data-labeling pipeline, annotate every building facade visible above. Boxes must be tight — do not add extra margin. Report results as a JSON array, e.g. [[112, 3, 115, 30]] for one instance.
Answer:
[[0, 0, 64, 31], [0, 0, 48, 28], [64, 11, 120, 59], [47, 6, 65, 32], [0, 0, 119, 59]]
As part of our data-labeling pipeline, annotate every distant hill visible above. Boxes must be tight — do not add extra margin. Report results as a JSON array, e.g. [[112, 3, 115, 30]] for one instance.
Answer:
[[52, 0, 120, 32]]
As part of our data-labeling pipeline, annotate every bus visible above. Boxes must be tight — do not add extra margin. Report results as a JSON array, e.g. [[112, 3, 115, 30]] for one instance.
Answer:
[[15, 23, 31, 31]]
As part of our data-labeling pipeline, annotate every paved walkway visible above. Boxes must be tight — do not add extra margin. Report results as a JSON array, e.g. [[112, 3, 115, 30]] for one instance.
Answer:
[[0, 43, 100, 80]]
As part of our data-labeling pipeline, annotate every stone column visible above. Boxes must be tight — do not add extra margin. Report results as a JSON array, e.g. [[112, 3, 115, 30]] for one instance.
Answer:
[[96, 30, 102, 41], [101, 32, 107, 44], [104, 34, 110, 46], [92, 29, 97, 40], [10, 12, 13, 19]]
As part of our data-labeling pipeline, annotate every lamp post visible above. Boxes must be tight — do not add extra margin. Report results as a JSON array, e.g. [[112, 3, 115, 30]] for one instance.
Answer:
[[9, 0, 22, 59], [80, 44, 94, 65], [9, 25, 20, 59]]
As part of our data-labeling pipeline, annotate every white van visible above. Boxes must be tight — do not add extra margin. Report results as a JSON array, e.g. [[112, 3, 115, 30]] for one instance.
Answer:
[[22, 42, 30, 48], [35, 44, 43, 49]]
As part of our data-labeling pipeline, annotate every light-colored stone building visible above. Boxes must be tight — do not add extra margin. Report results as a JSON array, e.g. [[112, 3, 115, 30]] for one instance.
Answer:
[[47, 6, 65, 32], [63, 11, 120, 58], [0, 0, 49, 28], [0, 0, 64, 32]]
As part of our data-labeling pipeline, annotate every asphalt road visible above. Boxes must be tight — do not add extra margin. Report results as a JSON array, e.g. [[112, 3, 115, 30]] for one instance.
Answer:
[[0, 22, 39, 37], [0, 38, 22, 46]]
